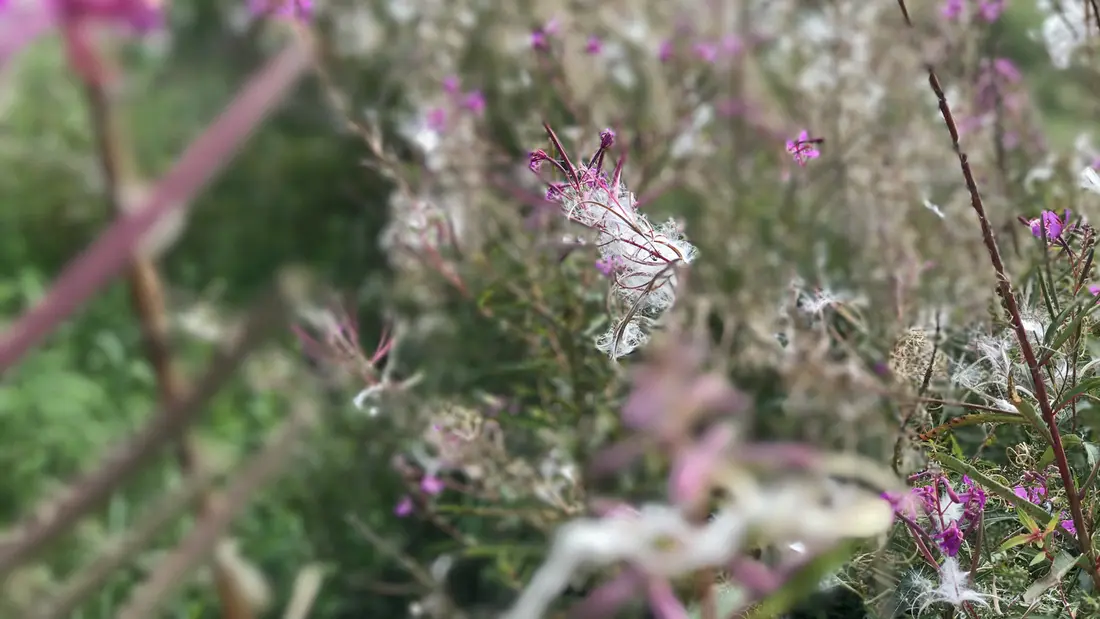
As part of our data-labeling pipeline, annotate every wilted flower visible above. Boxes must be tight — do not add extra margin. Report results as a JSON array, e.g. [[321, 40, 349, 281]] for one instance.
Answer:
[[531, 126, 698, 359]]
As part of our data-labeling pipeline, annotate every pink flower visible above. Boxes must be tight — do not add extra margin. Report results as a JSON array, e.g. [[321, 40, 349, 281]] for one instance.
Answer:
[[55, 0, 164, 31], [657, 40, 673, 62], [595, 255, 624, 276], [785, 130, 821, 166], [394, 495, 414, 517], [421, 475, 445, 495], [693, 42, 718, 63], [248, 0, 313, 20], [979, 0, 1005, 22], [461, 90, 486, 116], [1024, 209, 1073, 241], [585, 35, 602, 55], [425, 106, 447, 132]]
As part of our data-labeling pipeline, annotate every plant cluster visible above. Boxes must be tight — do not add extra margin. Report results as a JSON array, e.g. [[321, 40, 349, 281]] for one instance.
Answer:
[[8, 0, 1100, 618]]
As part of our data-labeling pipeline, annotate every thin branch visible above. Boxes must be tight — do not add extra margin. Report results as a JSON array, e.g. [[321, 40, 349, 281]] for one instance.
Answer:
[[117, 392, 321, 619], [0, 41, 310, 373], [0, 283, 292, 578], [28, 464, 225, 619], [83, 54, 258, 619]]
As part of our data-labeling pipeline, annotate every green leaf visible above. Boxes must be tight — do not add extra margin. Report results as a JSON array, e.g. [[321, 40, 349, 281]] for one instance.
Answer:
[[998, 533, 1035, 553], [932, 453, 1051, 523], [1017, 507, 1040, 533], [1039, 434, 1083, 468], [1023, 551, 1081, 604], [1010, 394, 1054, 445], [1086, 443, 1100, 472], [1044, 301, 1080, 346], [1056, 377, 1100, 412]]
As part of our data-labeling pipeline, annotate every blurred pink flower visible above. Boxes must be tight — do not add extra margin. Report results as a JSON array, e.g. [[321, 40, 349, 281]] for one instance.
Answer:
[[394, 496, 414, 517], [786, 130, 821, 166], [248, 0, 313, 20], [421, 475, 445, 495], [462, 90, 486, 116]]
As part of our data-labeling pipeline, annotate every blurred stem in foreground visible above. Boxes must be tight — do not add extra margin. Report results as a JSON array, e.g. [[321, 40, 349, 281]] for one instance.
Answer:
[[80, 33, 259, 619]]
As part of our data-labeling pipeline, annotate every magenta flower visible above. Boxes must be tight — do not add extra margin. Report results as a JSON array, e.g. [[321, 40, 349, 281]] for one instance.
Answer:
[[935, 521, 965, 557], [394, 495, 414, 517], [693, 42, 718, 63], [942, 0, 1003, 21], [595, 255, 624, 276], [248, 0, 313, 20], [530, 18, 558, 50], [56, 0, 164, 31], [785, 130, 821, 166], [941, 0, 964, 18], [657, 40, 673, 62], [585, 35, 602, 55], [420, 475, 445, 495], [1025, 209, 1073, 241], [442, 75, 461, 94], [979, 0, 1005, 21], [461, 90, 486, 116], [425, 106, 447, 132]]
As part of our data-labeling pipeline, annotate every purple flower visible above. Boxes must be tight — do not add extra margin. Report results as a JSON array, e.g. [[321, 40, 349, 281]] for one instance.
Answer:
[[595, 255, 623, 277], [993, 57, 1021, 82], [979, 0, 1005, 22], [935, 521, 965, 557], [585, 35, 602, 55], [425, 106, 447, 132], [941, 0, 964, 18], [248, 0, 313, 21], [720, 34, 742, 56], [1025, 209, 1073, 241], [531, 19, 558, 50], [657, 40, 673, 62], [693, 42, 718, 63], [785, 130, 821, 166], [58, 0, 165, 32], [461, 90, 486, 116], [421, 475, 445, 495], [442, 75, 461, 94], [394, 495, 414, 517]]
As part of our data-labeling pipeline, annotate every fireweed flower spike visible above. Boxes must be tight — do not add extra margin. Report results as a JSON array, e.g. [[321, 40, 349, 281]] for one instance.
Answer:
[[529, 126, 698, 359]]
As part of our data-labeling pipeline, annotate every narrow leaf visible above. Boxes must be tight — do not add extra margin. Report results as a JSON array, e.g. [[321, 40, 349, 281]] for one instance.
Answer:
[[932, 453, 1051, 522], [997, 533, 1034, 553], [1055, 377, 1100, 412], [1023, 551, 1081, 604]]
